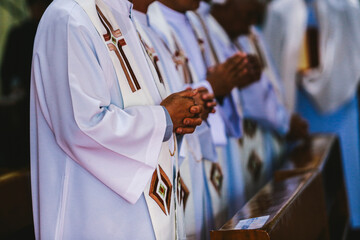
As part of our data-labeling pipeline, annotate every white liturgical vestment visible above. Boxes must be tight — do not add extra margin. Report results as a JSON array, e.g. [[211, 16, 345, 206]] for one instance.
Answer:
[[263, 0, 307, 112], [148, 2, 242, 238], [191, 1, 289, 213], [132, 10, 203, 240], [265, 0, 360, 228], [265, 0, 360, 113], [30, 0, 178, 239]]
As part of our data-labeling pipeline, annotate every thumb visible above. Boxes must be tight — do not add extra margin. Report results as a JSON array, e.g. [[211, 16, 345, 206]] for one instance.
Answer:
[[179, 88, 198, 98]]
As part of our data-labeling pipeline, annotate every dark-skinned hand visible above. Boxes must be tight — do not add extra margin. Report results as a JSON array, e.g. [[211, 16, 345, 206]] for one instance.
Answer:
[[247, 54, 262, 82], [286, 113, 310, 141], [206, 52, 249, 97], [160, 89, 203, 134], [193, 87, 217, 120], [234, 53, 262, 89]]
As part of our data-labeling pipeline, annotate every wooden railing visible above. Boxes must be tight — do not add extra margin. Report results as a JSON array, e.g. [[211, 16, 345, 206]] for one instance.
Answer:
[[211, 135, 348, 240]]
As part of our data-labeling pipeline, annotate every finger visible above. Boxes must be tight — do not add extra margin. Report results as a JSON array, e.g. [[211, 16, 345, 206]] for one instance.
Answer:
[[177, 127, 196, 135], [227, 56, 248, 73], [183, 117, 203, 127], [175, 127, 184, 134], [201, 93, 215, 101], [206, 101, 217, 108], [196, 87, 209, 94], [224, 53, 247, 71], [235, 51, 247, 57], [228, 59, 249, 79], [194, 96, 204, 106], [190, 105, 203, 114], [234, 69, 250, 84], [179, 89, 198, 98]]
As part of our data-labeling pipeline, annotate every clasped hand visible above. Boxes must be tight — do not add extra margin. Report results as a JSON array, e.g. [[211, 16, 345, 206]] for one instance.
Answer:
[[206, 52, 262, 98], [160, 89, 203, 134]]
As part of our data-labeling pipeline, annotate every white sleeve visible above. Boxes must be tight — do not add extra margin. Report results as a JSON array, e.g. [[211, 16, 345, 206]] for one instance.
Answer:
[[240, 77, 290, 134], [33, 11, 166, 204]]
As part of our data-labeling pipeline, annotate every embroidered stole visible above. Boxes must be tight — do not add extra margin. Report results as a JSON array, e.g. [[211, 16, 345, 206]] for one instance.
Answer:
[[248, 30, 284, 105], [74, 1, 176, 239], [186, 12, 234, 229], [135, 14, 204, 239], [133, 20, 170, 100], [238, 31, 286, 162], [194, 12, 220, 65], [235, 39, 285, 197], [188, 11, 219, 68], [149, 5, 214, 237], [133, 18, 191, 240], [232, 40, 266, 192]]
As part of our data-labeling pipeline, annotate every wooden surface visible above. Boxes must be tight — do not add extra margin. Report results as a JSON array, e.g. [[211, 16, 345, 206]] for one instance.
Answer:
[[211, 134, 347, 240], [0, 169, 33, 238], [277, 135, 348, 240], [211, 172, 328, 240]]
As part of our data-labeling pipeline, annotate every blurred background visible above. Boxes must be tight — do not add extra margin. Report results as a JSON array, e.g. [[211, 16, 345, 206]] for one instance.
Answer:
[[0, 1, 50, 239]]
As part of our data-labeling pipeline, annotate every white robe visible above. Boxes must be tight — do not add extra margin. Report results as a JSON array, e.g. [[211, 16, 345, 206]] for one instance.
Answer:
[[194, 2, 288, 208], [148, 2, 243, 237], [263, 0, 307, 112], [236, 28, 290, 135], [30, 0, 176, 239], [132, 9, 214, 240], [186, 3, 246, 222], [132, 10, 208, 240], [264, 0, 360, 113], [264, 0, 360, 228]]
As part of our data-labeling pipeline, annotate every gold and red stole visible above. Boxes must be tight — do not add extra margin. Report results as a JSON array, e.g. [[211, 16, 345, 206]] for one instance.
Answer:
[[74, 0, 177, 239]]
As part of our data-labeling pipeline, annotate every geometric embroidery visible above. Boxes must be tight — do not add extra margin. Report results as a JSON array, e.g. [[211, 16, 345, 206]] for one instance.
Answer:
[[96, 5, 141, 93], [176, 172, 189, 212], [149, 165, 172, 215], [247, 150, 263, 182], [210, 163, 223, 196], [243, 119, 258, 138]]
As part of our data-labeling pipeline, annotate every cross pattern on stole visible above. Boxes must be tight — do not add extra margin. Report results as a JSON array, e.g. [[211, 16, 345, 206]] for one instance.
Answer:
[[96, 5, 141, 92], [172, 35, 194, 84], [137, 32, 164, 84]]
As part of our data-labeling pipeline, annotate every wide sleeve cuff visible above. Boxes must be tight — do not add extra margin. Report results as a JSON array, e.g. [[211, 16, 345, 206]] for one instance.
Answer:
[[161, 106, 174, 142]]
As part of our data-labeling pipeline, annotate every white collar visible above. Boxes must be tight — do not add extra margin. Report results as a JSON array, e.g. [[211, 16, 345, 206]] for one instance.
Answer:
[[197, 1, 211, 16], [103, 0, 133, 18], [157, 1, 188, 25], [132, 9, 149, 26]]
